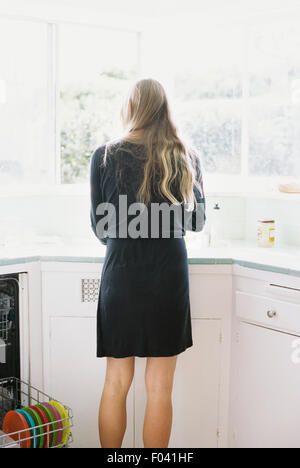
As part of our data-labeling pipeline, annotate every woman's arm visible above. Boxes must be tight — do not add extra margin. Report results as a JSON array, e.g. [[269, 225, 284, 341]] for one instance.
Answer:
[[90, 145, 108, 245], [185, 153, 206, 232]]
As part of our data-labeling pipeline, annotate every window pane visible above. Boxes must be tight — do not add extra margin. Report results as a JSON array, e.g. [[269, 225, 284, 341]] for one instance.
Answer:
[[175, 99, 242, 173], [172, 25, 243, 174], [59, 24, 139, 184], [248, 21, 300, 177], [0, 19, 49, 185]]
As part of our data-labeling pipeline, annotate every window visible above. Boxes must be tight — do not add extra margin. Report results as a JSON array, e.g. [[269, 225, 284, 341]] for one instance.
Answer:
[[1, 13, 300, 192], [0, 19, 50, 186], [172, 25, 243, 175], [171, 18, 300, 183], [248, 20, 300, 177], [59, 24, 139, 183]]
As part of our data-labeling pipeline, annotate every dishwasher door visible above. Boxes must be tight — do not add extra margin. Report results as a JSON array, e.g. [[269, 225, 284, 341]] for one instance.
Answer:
[[0, 274, 20, 380]]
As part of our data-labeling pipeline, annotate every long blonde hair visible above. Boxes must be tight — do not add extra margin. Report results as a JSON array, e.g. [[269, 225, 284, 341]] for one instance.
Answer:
[[106, 78, 203, 208]]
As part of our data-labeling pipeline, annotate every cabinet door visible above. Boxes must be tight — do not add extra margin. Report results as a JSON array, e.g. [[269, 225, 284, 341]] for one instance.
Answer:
[[47, 316, 134, 448], [134, 319, 222, 448], [233, 322, 300, 448]]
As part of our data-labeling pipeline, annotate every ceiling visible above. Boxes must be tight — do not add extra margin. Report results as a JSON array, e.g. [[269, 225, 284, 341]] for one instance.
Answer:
[[2, 0, 300, 26], [57, 0, 300, 18]]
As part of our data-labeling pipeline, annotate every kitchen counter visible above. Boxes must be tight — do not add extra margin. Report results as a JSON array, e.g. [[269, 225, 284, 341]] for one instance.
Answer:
[[0, 238, 299, 277]]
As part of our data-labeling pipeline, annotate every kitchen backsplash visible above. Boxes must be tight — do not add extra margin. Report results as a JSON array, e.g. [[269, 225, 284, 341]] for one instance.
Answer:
[[0, 193, 299, 248], [244, 196, 300, 247]]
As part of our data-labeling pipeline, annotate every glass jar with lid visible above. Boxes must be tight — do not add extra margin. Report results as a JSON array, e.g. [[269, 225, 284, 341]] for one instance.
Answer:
[[257, 220, 275, 247]]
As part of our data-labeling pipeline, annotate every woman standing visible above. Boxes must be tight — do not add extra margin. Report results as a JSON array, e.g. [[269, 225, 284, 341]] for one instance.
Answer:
[[90, 78, 206, 448]]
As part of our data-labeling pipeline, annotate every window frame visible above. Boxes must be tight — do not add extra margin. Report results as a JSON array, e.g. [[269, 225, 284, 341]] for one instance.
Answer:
[[54, 20, 142, 185], [0, 12, 142, 194], [0, 11, 299, 199]]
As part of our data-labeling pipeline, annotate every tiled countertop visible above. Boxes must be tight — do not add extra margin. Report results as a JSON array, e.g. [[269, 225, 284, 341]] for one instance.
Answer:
[[0, 239, 299, 277]]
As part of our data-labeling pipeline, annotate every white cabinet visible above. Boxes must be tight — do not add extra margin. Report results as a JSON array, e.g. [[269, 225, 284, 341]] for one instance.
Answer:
[[41, 262, 134, 448], [133, 264, 233, 449], [48, 316, 108, 448], [170, 320, 222, 448], [7, 255, 300, 448], [230, 265, 300, 448], [40, 262, 232, 448], [46, 315, 135, 449], [232, 322, 300, 448], [134, 319, 223, 448]]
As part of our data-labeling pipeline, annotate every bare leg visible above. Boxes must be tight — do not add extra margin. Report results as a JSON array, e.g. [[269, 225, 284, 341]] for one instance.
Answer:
[[143, 355, 178, 448], [99, 356, 135, 448]]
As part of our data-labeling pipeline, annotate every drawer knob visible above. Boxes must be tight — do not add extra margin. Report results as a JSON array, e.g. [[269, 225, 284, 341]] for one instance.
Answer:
[[267, 309, 277, 319]]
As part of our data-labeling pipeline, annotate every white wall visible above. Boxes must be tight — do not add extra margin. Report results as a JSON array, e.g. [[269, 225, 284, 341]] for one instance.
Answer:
[[0, 192, 299, 248], [2, 0, 300, 26], [0, 0, 149, 31]]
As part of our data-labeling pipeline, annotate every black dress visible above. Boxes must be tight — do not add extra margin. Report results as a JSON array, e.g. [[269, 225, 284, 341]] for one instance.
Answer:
[[90, 139, 206, 358]]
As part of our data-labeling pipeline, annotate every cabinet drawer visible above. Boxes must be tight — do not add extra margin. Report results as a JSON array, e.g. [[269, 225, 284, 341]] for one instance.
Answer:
[[236, 290, 300, 335]]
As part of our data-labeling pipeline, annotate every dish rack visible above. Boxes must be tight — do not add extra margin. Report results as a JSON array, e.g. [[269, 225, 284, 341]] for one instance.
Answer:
[[0, 314, 9, 342], [0, 293, 10, 342], [0, 377, 74, 448]]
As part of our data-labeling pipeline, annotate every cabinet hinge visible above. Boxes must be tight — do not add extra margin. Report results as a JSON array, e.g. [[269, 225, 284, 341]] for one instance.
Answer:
[[216, 429, 221, 439], [219, 333, 223, 344]]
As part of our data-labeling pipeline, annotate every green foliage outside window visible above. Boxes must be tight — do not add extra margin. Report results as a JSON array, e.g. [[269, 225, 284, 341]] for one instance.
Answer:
[[60, 69, 136, 183]]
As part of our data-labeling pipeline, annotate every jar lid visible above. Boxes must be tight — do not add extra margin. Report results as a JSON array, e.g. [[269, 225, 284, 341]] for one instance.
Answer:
[[258, 219, 275, 223]]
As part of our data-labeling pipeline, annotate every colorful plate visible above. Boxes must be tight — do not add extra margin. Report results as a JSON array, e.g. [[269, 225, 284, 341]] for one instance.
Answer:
[[36, 403, 57, 448], [2, 410, 31, 448], [29, 405, 49, 448], [25, 406, 45, 448], [49, 400, 70, 447], [42, 403, 63, 448], [16, 409, 37, 448]]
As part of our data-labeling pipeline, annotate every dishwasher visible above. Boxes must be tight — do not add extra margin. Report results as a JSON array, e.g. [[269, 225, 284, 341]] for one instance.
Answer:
[[0, 274, 20, 381], [0, 274, 21, 430], [0, 273, 74, 448]]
